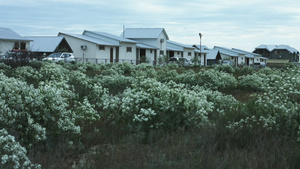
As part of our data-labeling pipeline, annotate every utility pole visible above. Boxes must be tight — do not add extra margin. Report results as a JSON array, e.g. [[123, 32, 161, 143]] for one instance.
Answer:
[[199, 33, 202, 65]]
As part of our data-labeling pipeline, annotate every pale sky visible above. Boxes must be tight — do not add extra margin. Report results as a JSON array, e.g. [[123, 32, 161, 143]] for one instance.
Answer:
[[1, 0, 300, 51]]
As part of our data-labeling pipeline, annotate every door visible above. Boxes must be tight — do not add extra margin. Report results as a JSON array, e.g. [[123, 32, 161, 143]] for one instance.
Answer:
[[110, 48, 113, 63], [140, 49, 146, 63]]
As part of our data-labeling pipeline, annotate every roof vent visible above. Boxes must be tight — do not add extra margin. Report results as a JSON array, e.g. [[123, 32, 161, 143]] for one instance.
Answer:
[[160, 38, 164, 43]]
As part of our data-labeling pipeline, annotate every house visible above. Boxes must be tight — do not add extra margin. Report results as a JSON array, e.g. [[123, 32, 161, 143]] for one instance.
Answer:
[[213, 46, 240, 66], [26, 36, 73, 59], [253, 44, 299, 62], [193, 45, 211, 66], [213, 46, 261, 67], [58, 32, 117, 64], [232, 48, 268, 65], [167, 40, 195, 61], [121, 28, 169, 65], [82, 30, 138, 64], [0, 27, 31, 56], [204, 49, 222, 65]]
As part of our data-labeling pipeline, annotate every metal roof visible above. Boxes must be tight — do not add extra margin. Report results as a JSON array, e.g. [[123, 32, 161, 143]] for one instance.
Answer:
[[194, 49, 209, 54], [275, 45, 299, 53], [167, 46, 183, 52], [58, 32, 115, 46], [255, 45, 277, 52], [137, 43, 158, 49], [83, 30, 136, 43], [167, 40, 194, 49], [0, 27, 31, 41], [26, 36, 64, 52], [231, 48, 258, 58], [213, 46, 239, 57], [205, 49, 220, 59], [121, 28, 169, 40], [255, 44, 299, 53], [193, 44, 209, 50]]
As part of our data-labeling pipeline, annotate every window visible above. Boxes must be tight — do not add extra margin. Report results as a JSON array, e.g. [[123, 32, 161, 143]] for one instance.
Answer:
[[99, 46, 105, 50], [14, 43, 19, 50], [188, 52, 192, 56], [178, 52, 180, 55], [150, 49, 153, 53], [20, 42, 26, 50], [160, 50, 164, 55], [127, 47, 132, 52]]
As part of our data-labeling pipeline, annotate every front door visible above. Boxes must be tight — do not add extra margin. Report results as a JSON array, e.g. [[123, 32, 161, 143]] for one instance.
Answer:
[[140, 49, 146, 63], [110, 48, 113, 63]]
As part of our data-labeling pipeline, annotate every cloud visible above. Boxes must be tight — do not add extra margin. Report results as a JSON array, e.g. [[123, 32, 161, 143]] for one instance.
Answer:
[[1, 0, 300, 51]]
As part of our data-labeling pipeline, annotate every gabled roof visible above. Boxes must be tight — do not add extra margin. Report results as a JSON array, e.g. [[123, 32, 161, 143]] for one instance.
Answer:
[[137, 43, 158, 49], [255, 45, 277, 52], [0, 27, 31, 41], [193, 44, 209, 51], [83, 30, 136, 43], [26, 36, 65, 52], [58, 32, 115, 46], [122, 28, 169, 40], [167, 40, 194, 49], [275, 45, 299, 54], [232, 48, 259, 58], [255, 44, 299, 53], [213, 46, 239, 57], [167, 46, 183, 52], [194, 49, 209, 54], [205, 49, 220, 59]]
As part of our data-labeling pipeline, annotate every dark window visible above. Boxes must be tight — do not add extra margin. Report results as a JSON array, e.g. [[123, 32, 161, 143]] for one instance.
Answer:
[[14, 43, 19, 49], [20, 42, 26, 50], [150, 49, 153, 53], [160, 50, 164, 55], [188, 52, 191, 56], [99, 46, 105, 50], [127, 47, 132, 52]]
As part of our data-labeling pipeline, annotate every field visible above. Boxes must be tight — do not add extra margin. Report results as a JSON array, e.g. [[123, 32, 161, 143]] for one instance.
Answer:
[[0, 60, 300, 169]]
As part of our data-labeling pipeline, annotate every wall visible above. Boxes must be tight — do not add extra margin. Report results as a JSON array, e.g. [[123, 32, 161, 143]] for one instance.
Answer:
[[0, 40, 30, 55], [119, 42, 136, 61], [58, 34, 97, 63], [183, 48, 195, 61]]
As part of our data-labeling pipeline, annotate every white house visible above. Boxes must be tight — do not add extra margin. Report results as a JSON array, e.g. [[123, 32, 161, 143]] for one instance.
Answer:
[[58, 32, 117, 64], [0, 27, 31, 56], [214, 46, 268, 66], [232, 48, 268, 65], [204, 49, 222, 65], [193, 45, 211, 66], [121, 28, 169, 64], [213, 46, 242, 66], [167, 40, 195, 61], [82, 30, 138, 64]]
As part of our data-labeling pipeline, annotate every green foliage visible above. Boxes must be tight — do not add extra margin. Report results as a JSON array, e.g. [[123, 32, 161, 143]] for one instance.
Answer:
[[0, 61, 300, 168]]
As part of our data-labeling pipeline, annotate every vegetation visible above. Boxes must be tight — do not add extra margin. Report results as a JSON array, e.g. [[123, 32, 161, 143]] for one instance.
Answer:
[[0, 61, 300, 169]]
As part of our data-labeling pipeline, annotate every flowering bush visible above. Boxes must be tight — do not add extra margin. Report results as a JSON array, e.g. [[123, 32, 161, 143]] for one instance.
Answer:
[[1, 60, 300, 168], [0, 129, 41, 169]]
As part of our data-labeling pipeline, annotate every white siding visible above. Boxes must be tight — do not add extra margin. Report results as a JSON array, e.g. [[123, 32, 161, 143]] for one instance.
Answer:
[[157, 32, 167, 56], [119, 42, 136, 61], [0, 41, 14, 55], [146, 49, 156, 61], [58, 34, 97, 62], [183, 48, 195, 61], [0, 40, 30, 55]]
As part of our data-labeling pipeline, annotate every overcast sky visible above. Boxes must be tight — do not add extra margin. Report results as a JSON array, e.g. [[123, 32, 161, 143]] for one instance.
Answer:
[[1, 0, 300, 51]]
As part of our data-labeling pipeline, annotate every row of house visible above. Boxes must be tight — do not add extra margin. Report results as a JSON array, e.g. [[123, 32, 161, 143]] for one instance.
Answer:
[[1, 27, 299, 67]]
